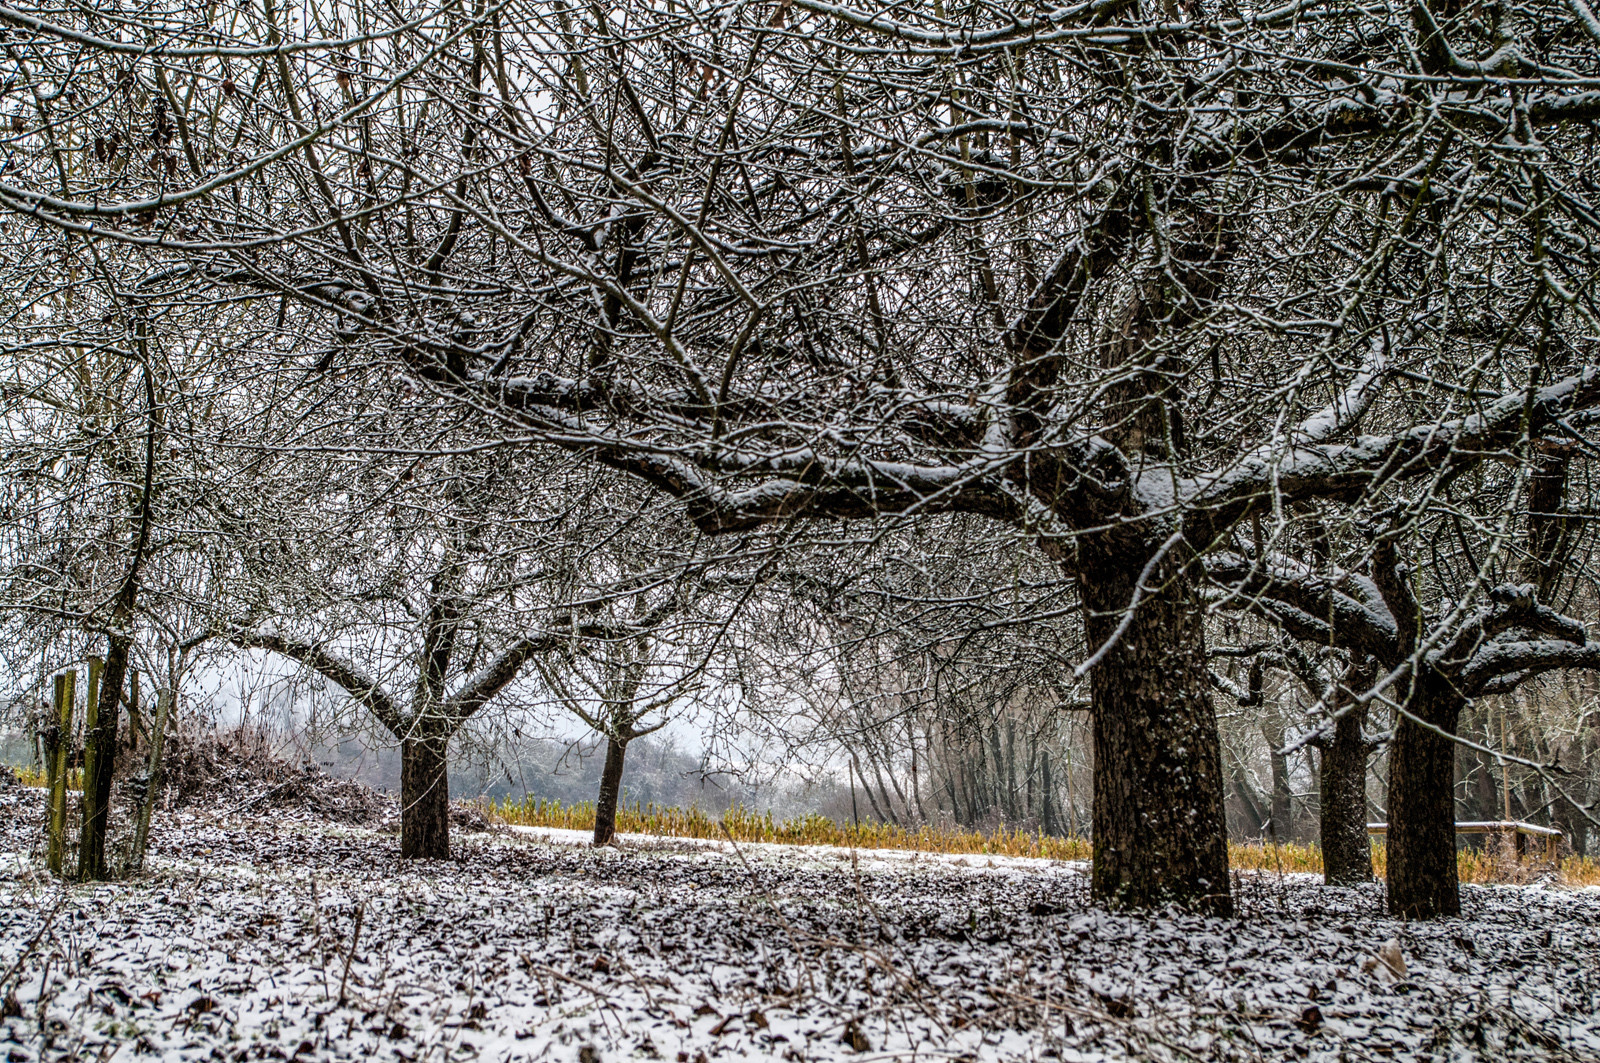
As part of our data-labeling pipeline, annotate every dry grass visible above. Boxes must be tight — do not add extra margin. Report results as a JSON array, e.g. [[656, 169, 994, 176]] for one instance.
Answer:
[[1227, 840, 1325, 874], [12, 764, 78, 790], [1557, 855, 1600, 885], [484, 796, 1097, 860], [485, 796, 1600, 887]]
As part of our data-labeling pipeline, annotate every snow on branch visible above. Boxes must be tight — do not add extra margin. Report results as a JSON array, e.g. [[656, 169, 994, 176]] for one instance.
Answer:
[[1471, 641, 1600, 695], [442, 635, 560, 722], [683, 469, 1017, 535], [1443, 584, 1592, 693], [1288, 331, 1389, 447], [1189, 366, 1600, 522], [443, 607, 687, 722], [1204, 552, 1398, 658], [1439, 583, 1587, 665], [1209, 560, 1600, 701]]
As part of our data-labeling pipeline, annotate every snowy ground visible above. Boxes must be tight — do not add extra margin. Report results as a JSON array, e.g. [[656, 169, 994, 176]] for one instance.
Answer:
[[2, 787, 1598, 1062]]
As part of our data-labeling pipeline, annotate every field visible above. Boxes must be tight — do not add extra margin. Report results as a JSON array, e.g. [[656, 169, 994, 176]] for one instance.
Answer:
[[3, 784, 1599, 1063], [483, 796, 1600, 887], [21, 760, 1597, 885]]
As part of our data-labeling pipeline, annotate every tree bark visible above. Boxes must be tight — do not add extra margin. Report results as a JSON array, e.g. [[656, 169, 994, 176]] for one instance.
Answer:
[[1004, 719, 1019, 820], [79, 358, 158, 880], [1320, 701, 1373, 885], [1231, 764, 1268, 837], [399, 729, 451, 859], [1522, 443, 1573, 600], [1466, 742, 1501, 822], [81, 641, 130, 880], [1261, 711, 1293, 842], [1040, 750, 1056, 836], [131, 685, 173, 873], [593, 733, 629, 845], [1385, 678, 1464, 918], [1024, 732, 1037, 820], [1081, 541, 1232, 914]]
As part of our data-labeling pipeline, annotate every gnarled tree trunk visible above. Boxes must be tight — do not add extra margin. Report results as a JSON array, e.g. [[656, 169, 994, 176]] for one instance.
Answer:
[[1386, 678, 1464, 918], [593, 734, 629, 846], [1320, 702, 1373, 886], [399, 728, 451, 859], [1080, 538, 1231, 915]]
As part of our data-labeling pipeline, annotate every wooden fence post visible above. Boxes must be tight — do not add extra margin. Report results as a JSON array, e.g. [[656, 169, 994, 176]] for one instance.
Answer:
[[46, 670, 76, 876]]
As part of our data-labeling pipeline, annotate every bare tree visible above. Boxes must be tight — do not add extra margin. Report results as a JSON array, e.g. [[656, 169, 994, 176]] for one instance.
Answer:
[[0, 244, 227, 877], [537, 612, 698, 846], [1210, 539, 1600, 916], [206, 437, 652, 857], [4, 0, 1600, 915]]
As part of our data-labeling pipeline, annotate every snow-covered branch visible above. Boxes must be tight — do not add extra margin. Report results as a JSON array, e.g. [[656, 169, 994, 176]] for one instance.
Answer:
[[1469, 640, 1600, 695], [1205, 552, 1398, 659], [1190, 367, 1600, 525], [1437, 584, 1588, 671]]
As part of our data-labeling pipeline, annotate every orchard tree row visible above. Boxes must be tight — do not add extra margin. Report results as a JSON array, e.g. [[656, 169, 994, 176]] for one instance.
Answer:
[[3, 0, 1600, 919]]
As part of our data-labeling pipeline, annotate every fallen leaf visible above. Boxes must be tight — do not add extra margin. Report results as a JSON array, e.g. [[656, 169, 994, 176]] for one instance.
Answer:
[[1376, 938, 1407, 981]]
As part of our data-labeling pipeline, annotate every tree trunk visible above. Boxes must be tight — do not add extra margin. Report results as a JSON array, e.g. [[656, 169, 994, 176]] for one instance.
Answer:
[[1522, 443, 1573, 599], [1080, 541, 1232, 914], [126, 670, 142, 753], [1064, 733, 1080, 836], [593, 733, 629, 845], [1231, 764, 1268, 837], [1320, 702, 1373, 885], [1040, 750, 1056, 836], [1555, 726, 1593, 857], [81, 641, 130, 881], [1466, 742, 1500, 823], [1261, 711, 1293, 842], [1024, 732, 1037, 820], [1004, 719, 1019, 820], [399, 729, 451, 859], [131, 685, 173, 873], [909, 723, 926, 821], [867, 745, 906, 826], [1385, 678, 1464, 918]]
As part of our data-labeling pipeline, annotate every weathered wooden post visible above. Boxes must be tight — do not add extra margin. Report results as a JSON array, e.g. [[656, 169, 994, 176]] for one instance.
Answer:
[[130, 686, 173, 874], [45, 670, 76, 876]]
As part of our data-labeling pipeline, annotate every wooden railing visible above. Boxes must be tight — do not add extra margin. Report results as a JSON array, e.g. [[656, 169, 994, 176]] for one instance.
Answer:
[[1367, 820, 1563, 863]]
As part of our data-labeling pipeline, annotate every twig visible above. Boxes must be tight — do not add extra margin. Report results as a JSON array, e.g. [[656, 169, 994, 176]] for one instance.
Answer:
[[338, 901, 365, 1005], [0, 895, 65, 999]]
